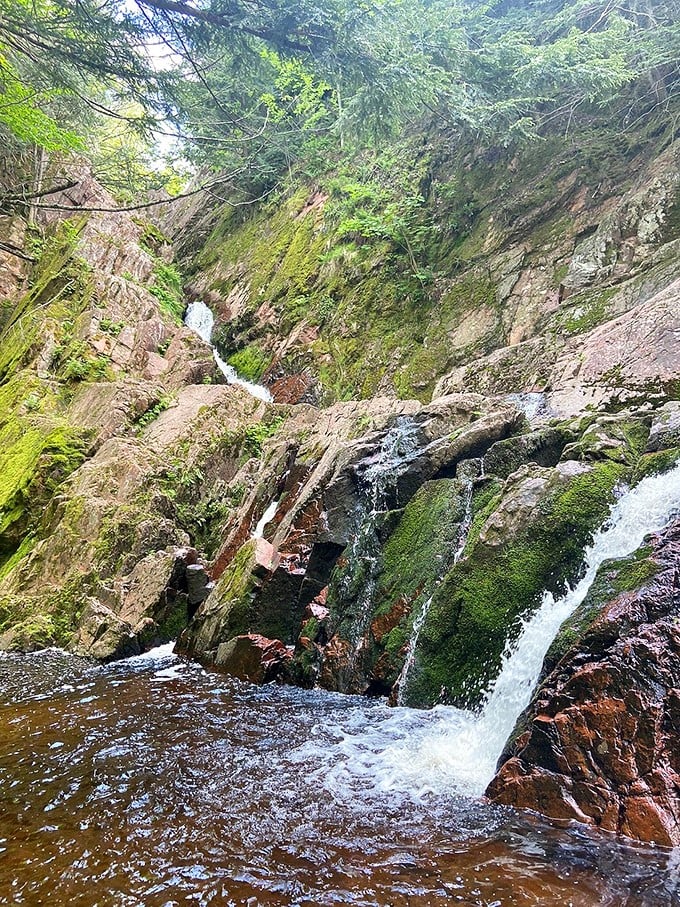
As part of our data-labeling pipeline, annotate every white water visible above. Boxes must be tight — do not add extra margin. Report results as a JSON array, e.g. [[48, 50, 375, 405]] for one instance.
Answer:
[[506, 391, 552, 422], [362, 418, 421, 513], [184, 300, 273, 402], [296, 461, 680, 801], [252, 499, 279, 539]]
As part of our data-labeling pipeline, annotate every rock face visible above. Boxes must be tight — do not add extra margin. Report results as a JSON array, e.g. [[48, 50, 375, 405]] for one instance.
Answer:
[[487, 519, 680, 847], [177, 395, 656, 709]]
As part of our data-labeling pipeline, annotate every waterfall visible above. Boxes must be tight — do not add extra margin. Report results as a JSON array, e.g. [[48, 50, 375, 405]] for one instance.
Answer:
[[505, 391, 551, 422], [184, 300, 273, 403], [361, 417, 421, 513], [337, 419, 423, 663], [252, 499, 279, 539], [305, 461, 680, 800], [395, 458, 481, 704]]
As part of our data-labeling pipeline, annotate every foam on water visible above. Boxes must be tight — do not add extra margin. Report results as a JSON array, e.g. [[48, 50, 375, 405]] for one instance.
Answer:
[[295, 461, 680, 801], [184, 300, 273, 402], [125, 642, 178, 665]]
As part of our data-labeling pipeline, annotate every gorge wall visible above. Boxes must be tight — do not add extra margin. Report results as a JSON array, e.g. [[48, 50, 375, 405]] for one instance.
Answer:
[[2, 117, 680, 847]]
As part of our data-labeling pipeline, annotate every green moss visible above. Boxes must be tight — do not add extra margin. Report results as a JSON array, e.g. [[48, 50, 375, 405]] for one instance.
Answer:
[[407, 461, 626, 708], [561, 287, 618, 336], [205, 540, 266, 641], [242, 415, 284, 458], [149, 260, 184, 323], [545, 543, 659, 673], [0, 375, 87, 559], [226, 345, 272, 382], [633, 448, 680, 482], [379, 479, 467, 608]]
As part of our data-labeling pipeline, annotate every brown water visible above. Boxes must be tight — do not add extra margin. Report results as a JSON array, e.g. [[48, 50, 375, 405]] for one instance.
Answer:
[[1, 646, 678, 907]]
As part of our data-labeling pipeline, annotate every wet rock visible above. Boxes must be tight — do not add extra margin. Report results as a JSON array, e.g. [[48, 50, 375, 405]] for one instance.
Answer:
[[70, 547, 198, 659], [214, 634, 291, 683], [70, 599, 141, 661], [406, 459, 626, 708], [177, 538, 283, 663], [484, 426, 575, 478], [646, 401, 680, 452], [487, 518, 680, 847]]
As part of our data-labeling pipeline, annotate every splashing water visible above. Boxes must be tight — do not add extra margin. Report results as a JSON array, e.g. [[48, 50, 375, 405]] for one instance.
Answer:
[[298, 460, 680, 800], [184, 300, 272, 402]]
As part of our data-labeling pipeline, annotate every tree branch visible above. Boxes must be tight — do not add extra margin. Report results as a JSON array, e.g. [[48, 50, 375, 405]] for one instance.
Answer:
[[0, 241, 35, 262]]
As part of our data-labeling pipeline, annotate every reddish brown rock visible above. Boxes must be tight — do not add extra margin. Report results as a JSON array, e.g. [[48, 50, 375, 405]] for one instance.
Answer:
[[371, 596, 411, 644], [214, 634, 291, 683], [487, 518, 680, 847], [269, 373, 314, 404]]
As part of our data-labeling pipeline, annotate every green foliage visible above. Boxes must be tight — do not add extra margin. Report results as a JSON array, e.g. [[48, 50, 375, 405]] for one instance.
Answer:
[[226, 345, 271, 383], [242, 416, 285, 458], [99, 318, 124, 336], [149, 260, 184, 324], [135, 394, 174, 431], [0, 51, 84, 151]]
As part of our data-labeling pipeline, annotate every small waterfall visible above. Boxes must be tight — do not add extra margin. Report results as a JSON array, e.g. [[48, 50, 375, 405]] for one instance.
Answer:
[[337, 419, 423, 664], [308, 460, 680, 799], [184, 300, 273, 402], [476, 459, 680, 766], [361, 418, 421, 513], [252, 499, 279, 539], [505, 391, 551, 422], [396, 458, 481, 704]]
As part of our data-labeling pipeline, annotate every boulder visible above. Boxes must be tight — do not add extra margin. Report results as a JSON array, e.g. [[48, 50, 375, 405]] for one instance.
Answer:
[[214, 634, 291, 683], [177, 538, 283, 663], [646, 401, 680, 453]]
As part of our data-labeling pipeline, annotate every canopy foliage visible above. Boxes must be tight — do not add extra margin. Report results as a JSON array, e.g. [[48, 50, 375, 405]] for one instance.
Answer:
[[0, 0, 678, 203]]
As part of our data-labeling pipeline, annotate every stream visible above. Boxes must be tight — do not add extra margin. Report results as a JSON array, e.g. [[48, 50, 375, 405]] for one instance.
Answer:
[[184, 301, 273, 402], [3, 377, 680, 905], [1, 646, 679, 907]]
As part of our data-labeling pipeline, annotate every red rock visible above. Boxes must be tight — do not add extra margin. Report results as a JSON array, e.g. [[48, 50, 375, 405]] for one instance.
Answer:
[[487, 518, 680, 847], [251, 538, 280, 576], [269, 373, 314, 405], [307, 601, 329, 621], [370, 595, 410, 644]]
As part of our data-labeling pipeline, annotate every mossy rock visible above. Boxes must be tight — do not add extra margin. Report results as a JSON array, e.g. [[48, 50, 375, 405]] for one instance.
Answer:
[[179, 539, 294, 661], [406, 460, 627, 708], [561, 415, 650, 467], [484, 426, 575, 479], [541, 543, 659, 681], [633, 447, 680, 482]]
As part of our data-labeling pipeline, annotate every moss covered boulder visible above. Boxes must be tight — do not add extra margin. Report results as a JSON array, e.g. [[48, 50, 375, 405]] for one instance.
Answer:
[[404, 459, 627, 708]]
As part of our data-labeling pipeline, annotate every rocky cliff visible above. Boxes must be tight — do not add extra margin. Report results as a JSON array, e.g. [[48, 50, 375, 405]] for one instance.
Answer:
[[2, 120, 680, 847]]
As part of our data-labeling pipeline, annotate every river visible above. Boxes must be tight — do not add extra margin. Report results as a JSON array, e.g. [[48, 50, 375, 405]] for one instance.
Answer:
[[1, 645, 678, 906]]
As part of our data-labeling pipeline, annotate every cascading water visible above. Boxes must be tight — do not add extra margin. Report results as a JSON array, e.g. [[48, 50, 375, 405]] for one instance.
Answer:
[[395, 457, 482, 705], [506, 391, 552, 422], [252, 499, 279, 539], [296, 460, 680, 800], [184, 300, 272, 402], [336, 419, 423, 665]]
